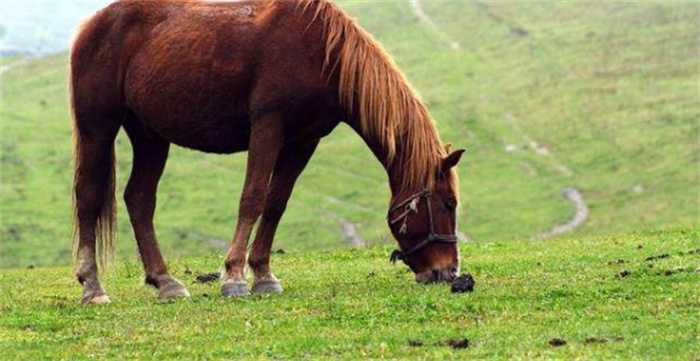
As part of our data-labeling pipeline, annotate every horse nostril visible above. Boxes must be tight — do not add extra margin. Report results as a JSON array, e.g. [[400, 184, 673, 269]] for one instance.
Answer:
[[449, 266, 459, 277]]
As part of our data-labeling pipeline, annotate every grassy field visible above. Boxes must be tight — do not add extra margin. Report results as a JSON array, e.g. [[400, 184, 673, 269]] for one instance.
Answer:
[[1, 2, 698, 268], [1, 228, 698, 360]]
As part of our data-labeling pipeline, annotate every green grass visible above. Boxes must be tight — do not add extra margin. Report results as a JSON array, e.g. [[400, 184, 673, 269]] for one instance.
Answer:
[[1, 2, 698, 268], [1, 228, 698, 360]]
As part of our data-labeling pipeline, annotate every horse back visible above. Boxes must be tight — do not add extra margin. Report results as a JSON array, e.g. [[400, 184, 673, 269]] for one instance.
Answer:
[[72, 0, 339, 153]]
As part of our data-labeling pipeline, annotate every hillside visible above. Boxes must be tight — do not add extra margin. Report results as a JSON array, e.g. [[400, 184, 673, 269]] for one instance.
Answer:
[[0, 1, 110, 55], [1, 1, 698, 268], [1, 229, 698, 360]]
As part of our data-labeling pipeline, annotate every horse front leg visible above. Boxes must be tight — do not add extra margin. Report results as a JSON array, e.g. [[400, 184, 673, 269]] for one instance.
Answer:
[[248, 140, 319, 294], [221, 114, 285, 297]]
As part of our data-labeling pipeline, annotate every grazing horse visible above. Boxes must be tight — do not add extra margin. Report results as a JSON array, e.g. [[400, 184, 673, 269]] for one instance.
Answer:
[[71, 0, 465, 304]]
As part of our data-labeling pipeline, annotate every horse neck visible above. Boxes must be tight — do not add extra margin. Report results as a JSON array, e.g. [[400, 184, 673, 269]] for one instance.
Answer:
[[306, 0, 445, 194], [345, 115, 437, 196]]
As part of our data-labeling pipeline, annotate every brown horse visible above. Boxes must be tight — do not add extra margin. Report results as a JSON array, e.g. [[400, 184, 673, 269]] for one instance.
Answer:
[[71, 0, 465, 304]]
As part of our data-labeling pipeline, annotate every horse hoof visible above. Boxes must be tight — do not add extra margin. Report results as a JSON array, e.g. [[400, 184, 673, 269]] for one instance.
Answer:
[[81, 293, 110, 305], [251, 280, 283, 294], [158, 281, 190, 299], [221, 281, 249, 297]]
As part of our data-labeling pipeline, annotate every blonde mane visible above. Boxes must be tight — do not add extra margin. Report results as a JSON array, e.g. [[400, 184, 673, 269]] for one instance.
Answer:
[[297, 0, 458, 192]]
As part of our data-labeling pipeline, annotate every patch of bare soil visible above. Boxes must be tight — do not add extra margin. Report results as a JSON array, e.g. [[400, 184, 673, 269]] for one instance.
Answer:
[[406, 338, 469, 349], [407, 339, 423, 347], [549, 338, 567, 346], [663, 267, 687, 276], [196, 272, 220, 283], [616, 270, 631, 278], [585, 336, 624, 344], [435, 339, 470, 349], [585, 337, 609, 344], [683, 249, 699, 256], [644, 253, 670, 261]]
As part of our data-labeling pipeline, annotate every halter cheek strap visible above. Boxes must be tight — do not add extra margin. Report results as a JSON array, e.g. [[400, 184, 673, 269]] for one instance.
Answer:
[[387, 189, 458, 264]]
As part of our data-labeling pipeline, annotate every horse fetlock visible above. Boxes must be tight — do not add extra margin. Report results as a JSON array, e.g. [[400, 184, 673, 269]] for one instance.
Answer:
[[75, 271, 92, 285], [75, 249, 97, 279], [144, 273, 175, 288], [221, 268, 246, 283], [80, 280, 109, 305], [143, 273, 182, 289], [247, 256, 270, 273], [76, 267, 99, 288], [223, 259, 247, 280], [81, 292, 111, 305], [145, 274, 190, 297]]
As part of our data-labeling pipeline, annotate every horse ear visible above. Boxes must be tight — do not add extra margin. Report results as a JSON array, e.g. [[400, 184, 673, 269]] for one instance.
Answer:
[[442, 149, 465, 170], [444, 142, 453, 153]]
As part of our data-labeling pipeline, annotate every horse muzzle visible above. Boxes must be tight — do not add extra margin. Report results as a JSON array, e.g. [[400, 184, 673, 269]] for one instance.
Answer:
[[415, 266, 459, 284]]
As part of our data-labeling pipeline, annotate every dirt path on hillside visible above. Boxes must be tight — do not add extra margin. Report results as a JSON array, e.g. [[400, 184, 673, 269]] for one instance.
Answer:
[[325, 211, 366, 247], [409, 0, 460, 50], [533, 187, 589, 239], [409, 0, 439, 33], [505, 114, 589, 238]]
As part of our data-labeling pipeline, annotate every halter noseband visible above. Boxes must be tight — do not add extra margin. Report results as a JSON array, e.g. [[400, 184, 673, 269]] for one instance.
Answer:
[[387, 189, 458, 264]]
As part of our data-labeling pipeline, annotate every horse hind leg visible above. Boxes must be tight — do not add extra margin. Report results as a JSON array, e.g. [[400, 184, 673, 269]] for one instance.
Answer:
[[71, 13, 144, 303], [123, 114, 189, 298], [72, 106, 122, 305], [74, 135, 117, 305]]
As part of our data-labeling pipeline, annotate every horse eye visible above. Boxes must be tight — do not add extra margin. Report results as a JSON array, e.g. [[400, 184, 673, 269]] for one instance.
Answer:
[[444, 199, 457, 210]]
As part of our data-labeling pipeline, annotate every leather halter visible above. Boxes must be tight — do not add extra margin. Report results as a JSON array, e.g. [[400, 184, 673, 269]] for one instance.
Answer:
[[387, 189, 458, 264]]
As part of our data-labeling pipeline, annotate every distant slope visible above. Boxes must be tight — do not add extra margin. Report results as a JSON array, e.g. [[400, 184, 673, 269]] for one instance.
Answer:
[[1, 1, 698, 268], [416, 1, 699, 235], [0, 1, 111, 55]]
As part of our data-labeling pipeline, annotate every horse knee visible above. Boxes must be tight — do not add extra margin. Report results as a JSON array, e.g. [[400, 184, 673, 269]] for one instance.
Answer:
[[123, 185, 154, 218], [240, 191, 266, 217]]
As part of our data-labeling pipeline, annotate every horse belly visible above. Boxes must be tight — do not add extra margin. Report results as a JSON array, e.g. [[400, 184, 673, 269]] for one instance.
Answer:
[[155, 112, 251, 154], [127, 86, 252, 154]]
